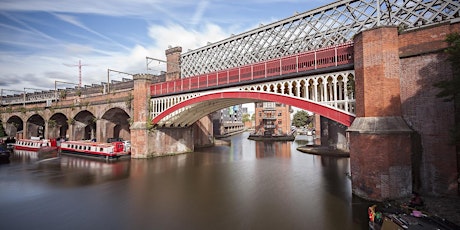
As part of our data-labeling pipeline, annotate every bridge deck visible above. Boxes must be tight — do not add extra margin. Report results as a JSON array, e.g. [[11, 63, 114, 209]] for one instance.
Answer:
[[151, 42, 354, 96]]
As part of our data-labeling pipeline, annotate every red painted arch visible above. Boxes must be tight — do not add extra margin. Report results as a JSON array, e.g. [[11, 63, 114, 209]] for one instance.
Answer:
[[152, 91, 355, 126]]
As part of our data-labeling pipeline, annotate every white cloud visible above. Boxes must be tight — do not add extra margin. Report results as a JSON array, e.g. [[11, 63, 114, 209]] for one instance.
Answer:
[[148, 23, 228, 52]]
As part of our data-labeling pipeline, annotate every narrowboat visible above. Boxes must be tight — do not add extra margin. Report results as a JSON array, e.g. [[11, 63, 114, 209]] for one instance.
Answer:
[[13, 138, 57, 151], [59, 141, 130, 159]]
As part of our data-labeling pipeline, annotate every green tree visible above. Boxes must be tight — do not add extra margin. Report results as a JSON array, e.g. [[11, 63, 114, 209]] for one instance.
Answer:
[[292, 110, 312, 127], [434, 33, 460, 145], [242, 113, 251, 123]]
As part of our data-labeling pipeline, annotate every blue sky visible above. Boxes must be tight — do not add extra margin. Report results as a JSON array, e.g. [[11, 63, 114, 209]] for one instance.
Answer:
[[0, 0, 335, 93]]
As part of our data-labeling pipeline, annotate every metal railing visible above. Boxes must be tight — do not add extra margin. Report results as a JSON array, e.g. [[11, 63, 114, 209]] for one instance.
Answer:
[[151, 42, 353, 96]]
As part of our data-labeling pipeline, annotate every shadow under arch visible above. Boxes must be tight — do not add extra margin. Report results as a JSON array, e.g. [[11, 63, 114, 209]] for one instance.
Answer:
[[27, 114, 45, 139], [101, 107, 131, 141], [152, 91, 355, 127], [49, 112, 69, 139], [6, 115, 23, 137], [73, 110, 96, 141]]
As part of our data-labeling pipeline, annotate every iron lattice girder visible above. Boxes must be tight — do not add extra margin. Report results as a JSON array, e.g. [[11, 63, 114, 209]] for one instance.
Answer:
[[151, 70, 355, 127], [180, 0, 460, 78]]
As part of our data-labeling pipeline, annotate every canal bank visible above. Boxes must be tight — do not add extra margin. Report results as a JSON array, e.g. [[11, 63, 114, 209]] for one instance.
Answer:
[[297, 145, 350, 157], [297, 144, 460, 227]]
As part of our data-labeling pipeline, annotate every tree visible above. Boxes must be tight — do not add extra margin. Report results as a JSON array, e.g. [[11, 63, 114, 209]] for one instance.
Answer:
[[242, 113, 251, 123], [433, 33, 460, 145], [292, 110, 312, 127]]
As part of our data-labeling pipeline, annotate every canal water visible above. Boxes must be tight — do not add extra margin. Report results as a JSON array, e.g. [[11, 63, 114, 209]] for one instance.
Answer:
[[0, 132, 371, 230]]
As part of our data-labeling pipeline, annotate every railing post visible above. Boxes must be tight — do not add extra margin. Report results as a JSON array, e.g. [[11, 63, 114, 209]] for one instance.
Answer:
[[280, 58, 282, 76], [335, 46, 338, 66], [314, 51, 317, 69], [296, 55, 299, 73], [251, 65, 254, 80], [264, 62, 267, 78], [238, 67, 241, 83]]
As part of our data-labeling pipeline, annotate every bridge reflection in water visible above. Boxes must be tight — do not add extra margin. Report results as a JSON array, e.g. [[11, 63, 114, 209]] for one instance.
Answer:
[[0, 132, 371, 230]]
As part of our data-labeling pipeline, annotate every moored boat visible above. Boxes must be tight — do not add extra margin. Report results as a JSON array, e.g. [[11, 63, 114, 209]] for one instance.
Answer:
[[59, 141, 130, 159], [13, 138, 57, 152]]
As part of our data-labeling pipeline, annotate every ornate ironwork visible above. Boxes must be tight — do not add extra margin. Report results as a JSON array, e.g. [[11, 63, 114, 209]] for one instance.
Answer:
[[152, 70, 356, 127], [180, 0, 460, 77]]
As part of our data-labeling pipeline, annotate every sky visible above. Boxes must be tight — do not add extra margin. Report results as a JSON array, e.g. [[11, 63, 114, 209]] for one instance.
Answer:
[[0, 0, 335, 95]]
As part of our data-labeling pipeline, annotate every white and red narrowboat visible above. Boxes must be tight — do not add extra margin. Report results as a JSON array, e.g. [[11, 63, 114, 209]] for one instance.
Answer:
[[59, 141, 130, 159], [13, 138, 57, 152]]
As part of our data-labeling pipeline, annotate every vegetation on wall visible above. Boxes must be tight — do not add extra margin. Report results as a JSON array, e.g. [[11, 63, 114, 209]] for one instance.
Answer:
[[434, 32, 460, 145]]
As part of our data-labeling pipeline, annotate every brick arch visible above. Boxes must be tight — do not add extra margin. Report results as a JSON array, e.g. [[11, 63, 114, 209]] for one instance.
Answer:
[[26, 114, 45, 139], [5, 115, 24, 137], [100, 107, 131, 141], [48, 113, 69, 139], [152, 91, 354, 126]]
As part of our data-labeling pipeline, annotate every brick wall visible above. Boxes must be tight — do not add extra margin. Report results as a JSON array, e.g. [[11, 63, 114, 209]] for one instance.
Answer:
[[354, 26, 402, 117], [399, 22, 460, 194]]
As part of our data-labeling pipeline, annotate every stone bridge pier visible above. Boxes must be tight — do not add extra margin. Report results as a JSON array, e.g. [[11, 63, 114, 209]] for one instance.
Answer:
[[130, 74, 213, 158], [348, 26, 413, 201]]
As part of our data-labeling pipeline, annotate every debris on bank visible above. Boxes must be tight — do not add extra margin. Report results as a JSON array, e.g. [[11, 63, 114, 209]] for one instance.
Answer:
[[296, 145, 350, 157]]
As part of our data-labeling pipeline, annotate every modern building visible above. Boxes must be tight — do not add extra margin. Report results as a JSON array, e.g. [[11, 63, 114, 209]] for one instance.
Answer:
[[211, 105, 244, 137]]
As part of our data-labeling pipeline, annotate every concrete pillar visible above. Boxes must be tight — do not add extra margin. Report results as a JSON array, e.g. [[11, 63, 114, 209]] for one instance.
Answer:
[[348, 26, 413, 201]]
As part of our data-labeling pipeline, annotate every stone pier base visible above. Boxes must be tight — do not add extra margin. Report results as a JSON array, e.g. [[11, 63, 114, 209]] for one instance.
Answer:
[[348, 117, 413, 201], [131, 124, 193, 158]]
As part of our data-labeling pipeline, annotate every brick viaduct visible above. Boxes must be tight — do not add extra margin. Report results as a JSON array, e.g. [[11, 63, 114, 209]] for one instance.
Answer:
[[1, 22, 459, 201]]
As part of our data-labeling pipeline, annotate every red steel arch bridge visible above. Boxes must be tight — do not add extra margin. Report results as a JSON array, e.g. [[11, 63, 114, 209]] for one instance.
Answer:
[[149, 0, 460, 127]]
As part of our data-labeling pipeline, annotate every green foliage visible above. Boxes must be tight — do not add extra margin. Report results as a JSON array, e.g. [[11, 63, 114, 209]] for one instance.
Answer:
[[434, 32, 460, 145], [292, 110, 312, 127], [242, 113, 251, 122]]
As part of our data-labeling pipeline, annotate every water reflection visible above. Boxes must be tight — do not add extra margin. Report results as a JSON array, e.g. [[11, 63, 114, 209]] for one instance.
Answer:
[[0, 132, 370, 230], [9, 149, 130, 187], [255, 141, 291, 158]]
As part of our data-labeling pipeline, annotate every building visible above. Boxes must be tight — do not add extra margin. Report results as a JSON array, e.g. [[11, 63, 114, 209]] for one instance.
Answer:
[[211, 105, 244, 137], [253, 102, 292, 136]]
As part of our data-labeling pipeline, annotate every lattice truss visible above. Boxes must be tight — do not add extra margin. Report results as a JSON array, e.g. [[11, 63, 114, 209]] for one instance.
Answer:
[[180, 0, 460, 77]]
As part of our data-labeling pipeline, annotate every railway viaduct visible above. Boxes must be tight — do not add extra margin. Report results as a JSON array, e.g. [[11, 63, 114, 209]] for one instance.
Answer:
[[1, 1, 459, 201]]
